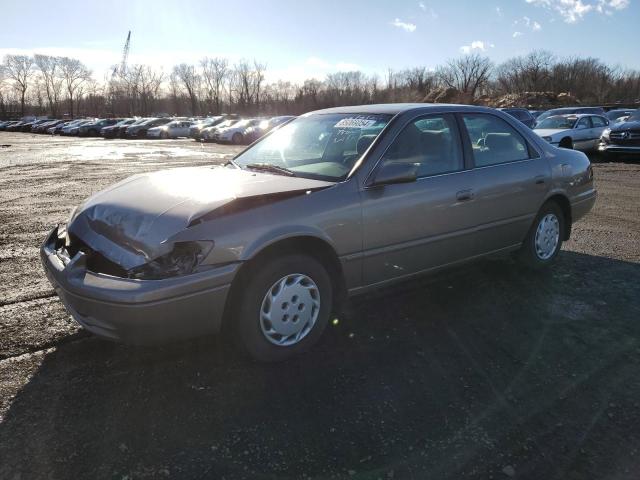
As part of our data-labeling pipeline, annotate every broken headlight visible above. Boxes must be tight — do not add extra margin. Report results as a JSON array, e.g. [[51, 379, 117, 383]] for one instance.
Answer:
[[127, 241, 214, 280]]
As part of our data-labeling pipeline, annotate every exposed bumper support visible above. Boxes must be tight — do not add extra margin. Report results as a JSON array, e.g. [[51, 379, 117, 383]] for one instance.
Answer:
[[40, 227, 238, 344]]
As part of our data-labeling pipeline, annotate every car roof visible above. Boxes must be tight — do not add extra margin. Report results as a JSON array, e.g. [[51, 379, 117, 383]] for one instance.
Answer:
[[307, 103, 493, 116]]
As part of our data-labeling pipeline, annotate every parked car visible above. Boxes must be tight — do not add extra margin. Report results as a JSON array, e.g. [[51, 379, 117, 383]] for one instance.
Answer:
[[79, 118, 123, 137], [147, 120, 194, 139], [101, 118, 137, 138], [244, 116, 296, 143], [62, 119, 95, 136], [41, 104, 596, 361], [598, 109, 640, 160], [536, 107, 606, 126], [200, 118, 240, 142], [605, 109, 636, 124], [189, 116, 225, 140], [125, 117, 172, 138], [498, 108, 536, 128], [210, 118, 263, 144], [33, 120, 64, 133], [534, 113, 609, 151], [53, 119, 85, 135], [6, 121, 29, 132], [0, 121, 21, 131], [20, 119, 51, 132]]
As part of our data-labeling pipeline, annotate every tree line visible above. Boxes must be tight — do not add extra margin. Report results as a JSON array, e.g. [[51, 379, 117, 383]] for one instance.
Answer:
[[1, 50, 639, 119]]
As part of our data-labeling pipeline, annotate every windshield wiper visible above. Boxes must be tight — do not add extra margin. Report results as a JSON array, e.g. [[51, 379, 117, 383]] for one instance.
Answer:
[[224, 159, 241, 169], [244, 163, 296, 176]]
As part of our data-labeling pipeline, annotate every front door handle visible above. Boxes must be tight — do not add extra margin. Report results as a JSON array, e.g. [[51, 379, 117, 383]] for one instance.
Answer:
[[456, 189, 474, 202]]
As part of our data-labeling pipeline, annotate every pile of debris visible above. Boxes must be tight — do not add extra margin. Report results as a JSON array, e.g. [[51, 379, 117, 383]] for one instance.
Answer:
[[491, 91, 579, 108], [422, 89, 581, 108]]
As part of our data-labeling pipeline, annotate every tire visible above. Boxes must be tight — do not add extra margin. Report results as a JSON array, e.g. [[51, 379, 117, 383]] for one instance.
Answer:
[[517, 201, 565, 269], [137, 130, 146, 139], [88, 129, 98, 137], [161, 131, 169, 139], [233, 254, 333, 362], [559, 137, 573, 149], [232, 132, 243, 145]]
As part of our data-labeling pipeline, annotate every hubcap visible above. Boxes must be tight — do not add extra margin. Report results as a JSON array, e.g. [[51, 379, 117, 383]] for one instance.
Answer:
[[259, 274, 320, 346], [534, 213, 560, 260]]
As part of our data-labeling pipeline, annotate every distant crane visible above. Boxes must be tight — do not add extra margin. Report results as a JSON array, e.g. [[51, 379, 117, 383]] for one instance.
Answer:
[[111, 30, 131, 79]]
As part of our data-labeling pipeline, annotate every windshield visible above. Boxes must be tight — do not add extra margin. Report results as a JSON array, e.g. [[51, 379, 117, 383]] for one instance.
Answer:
[[536, 109, 574, 123], [536, 116, 577, 130], [233, 113, 393, 181]]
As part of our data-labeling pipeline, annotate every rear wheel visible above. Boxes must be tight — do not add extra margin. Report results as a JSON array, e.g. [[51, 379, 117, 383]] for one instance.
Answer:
[[88, 129, 98, 136], [232, 132, 243, 145], [232, 254, 333, 362], [517, 201, 565, 268], [161, 131, 169, 139]]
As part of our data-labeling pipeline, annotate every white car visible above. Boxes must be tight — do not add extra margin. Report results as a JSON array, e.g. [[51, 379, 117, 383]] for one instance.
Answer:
[[200, 119, 240, 142], [147, 120, 194, 139], [534, 114, 609, 151], [211, 118, 263, 144]]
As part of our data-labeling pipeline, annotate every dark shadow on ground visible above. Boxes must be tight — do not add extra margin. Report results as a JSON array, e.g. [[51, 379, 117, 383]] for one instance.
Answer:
[[1, 251, 640, 479]]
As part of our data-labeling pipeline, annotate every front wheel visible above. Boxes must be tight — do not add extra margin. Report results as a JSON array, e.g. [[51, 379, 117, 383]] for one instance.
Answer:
[[232, 132, 243, 145], [517, 202, 565, 268], [233, 254, 333, 362]]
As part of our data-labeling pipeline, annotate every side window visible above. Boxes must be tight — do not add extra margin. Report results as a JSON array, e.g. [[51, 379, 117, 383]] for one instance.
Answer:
[[576, 117, 592, 129], [461, 113, 530, 167], [591, 116, 607, 128], [380, 114, 463, 178]]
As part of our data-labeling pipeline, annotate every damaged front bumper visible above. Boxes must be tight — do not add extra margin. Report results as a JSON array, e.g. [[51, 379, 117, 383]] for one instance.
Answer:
[[40, 227, 238, 345]]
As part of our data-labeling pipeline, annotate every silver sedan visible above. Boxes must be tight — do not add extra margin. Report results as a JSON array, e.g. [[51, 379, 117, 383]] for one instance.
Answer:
[[534, 113, 609, 151], [41, 104, 596, 361]]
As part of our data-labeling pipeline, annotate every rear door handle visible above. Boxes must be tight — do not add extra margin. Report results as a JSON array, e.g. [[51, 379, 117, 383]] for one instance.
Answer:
[[535, 175, 546, 185], [456, 189, 474, 202]]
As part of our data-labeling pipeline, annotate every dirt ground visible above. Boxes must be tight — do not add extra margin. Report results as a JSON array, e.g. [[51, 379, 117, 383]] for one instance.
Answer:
[[0, 131, 639, 480]]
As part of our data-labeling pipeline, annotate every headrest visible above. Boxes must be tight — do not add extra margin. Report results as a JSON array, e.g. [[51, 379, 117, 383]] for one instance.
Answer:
[[357, 135, 377, 155]]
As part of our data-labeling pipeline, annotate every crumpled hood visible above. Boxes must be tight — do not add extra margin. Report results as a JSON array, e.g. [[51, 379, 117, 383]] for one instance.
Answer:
[[534, 128, 567, 138], [68, 166, 333, 270]]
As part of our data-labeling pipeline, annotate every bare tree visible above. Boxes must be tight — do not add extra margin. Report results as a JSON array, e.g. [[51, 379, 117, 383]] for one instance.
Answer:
[[201, 57, 229, 114], [3, 54, 34, 116], [34, 54, 64, 116], [59, 57, 91, 117], [231, 60, 266, 112], [172, 63, 201, 115], [438, 54, 493, 100], [122, 65, 164, 115]]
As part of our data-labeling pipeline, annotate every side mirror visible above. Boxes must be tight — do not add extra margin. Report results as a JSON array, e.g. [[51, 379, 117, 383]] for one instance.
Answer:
[[369, 162, 417, 187]]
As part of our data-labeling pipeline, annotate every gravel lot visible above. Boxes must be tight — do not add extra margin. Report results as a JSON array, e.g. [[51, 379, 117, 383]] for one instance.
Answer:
[[1, 131, 639, 479]]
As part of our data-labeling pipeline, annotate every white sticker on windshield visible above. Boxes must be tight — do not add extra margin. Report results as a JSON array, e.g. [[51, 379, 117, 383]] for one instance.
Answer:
[[334, 118, 378, 129]]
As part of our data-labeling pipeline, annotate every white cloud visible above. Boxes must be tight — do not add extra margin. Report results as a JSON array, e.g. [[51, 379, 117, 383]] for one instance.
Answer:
[[459, 40, 487, 54], [513, 31, 524, 37], [496, 6, 504, 16], [419, 2, 439, 18], [391, 18, 417, 32], [525, 0, 629, 23], [515, 16, 543, 31]]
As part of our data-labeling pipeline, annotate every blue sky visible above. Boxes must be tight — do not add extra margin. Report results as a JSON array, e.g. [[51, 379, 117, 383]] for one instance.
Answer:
[[1, 0, 638, 82]]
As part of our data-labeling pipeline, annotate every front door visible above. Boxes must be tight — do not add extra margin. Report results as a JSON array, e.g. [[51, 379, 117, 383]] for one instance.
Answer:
[[360, 113, 478, 286]]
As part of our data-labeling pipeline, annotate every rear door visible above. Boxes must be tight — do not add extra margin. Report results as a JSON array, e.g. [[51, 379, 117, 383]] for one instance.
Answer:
[[457, 112, 550, 255], [590, 116, 608, 149]]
